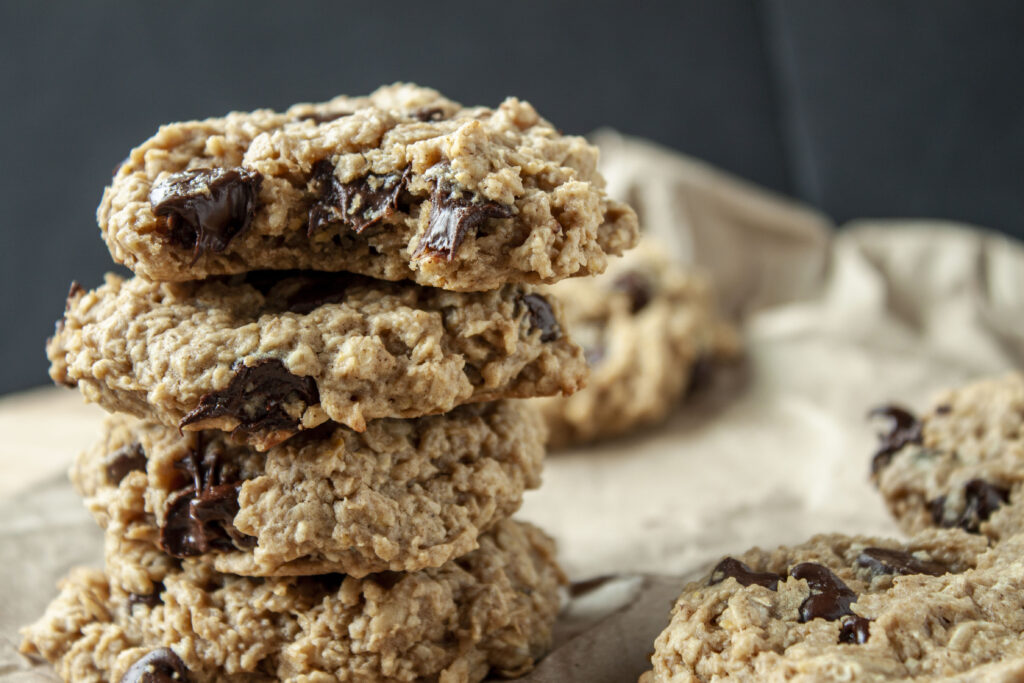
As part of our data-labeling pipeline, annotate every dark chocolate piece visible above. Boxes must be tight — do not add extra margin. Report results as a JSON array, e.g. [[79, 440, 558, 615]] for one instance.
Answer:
[[308, 160, 409, 235], [838, 615, 871, 644], [869, 405, 923, 474], [179, 359, 319, 438], [150, 167, 262, 259], [105, 443, 147, 485], [790, 562, 858, 623], [413, 181, 513, 261], [522, 294, 561, 342], [159, 439, 254, 557], [120, 647, 190, 683], [296, 110, 351, 124], [127, 582, 164, 610], [856, 547, 947, 577], [709, 557, 782, 590], [611, 271, 654, 313], [410, 106, 447, 122], [930, 478, 1009, 533]]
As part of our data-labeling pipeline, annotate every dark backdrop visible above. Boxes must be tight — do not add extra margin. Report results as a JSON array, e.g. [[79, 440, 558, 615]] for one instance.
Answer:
[[2, 0, 1022, 393]]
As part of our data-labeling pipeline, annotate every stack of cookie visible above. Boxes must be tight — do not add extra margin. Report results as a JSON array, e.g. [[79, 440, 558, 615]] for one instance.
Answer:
[[23, 84, 639, 682], [640, 373, 1024, 681]]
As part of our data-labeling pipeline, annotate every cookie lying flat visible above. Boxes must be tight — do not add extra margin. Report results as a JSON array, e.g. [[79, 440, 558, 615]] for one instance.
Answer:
[[73, 401, 545, 577], [871, 373, 1024, 542], [640, 529, 1024, 682], [98, 83, 638, 290], [21, 519, 564, 683], [536, 240, 740, 448], [48, 271, 585, 448]]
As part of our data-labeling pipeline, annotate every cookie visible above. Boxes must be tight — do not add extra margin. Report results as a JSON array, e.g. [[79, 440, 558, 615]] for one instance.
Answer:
[[871, 373, 1024, 542], [47, 270, 585, 448], [98, 83, 638, 291], [73, 401, 545, 577], [640, 529, 1024, 681], [535, 240, 740, 447], [20, 519, 564, 683]]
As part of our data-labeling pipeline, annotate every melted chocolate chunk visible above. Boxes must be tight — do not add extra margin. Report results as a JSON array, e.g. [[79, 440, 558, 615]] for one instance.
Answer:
[[410, 106, 447, 122], [930, 479, 1009, 533], [790, 562, 858, 623], [127, 582, 164, 610], [413, 181, 513, 261], [709, 558, 782, 590], [611, 271, 654, 313], [105, 443, 147, 485], [179, 359, 319, 438], [308, 160, 409, 235], [838, 615, 871, 644], [869, 405, 923, 474], [150, 167, 262, 259], [120, 647, 190, 683], [522, 294, 561, 342], [159, 439, 254, 557], [856, 547, 947, 577]]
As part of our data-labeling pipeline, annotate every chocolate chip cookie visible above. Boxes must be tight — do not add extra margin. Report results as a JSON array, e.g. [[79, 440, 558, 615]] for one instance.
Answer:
[[21, 519, 564, 683], [73, 401, 544, 577], [535, 240, 740, 447], [871, 373, 1024, 542], [98, 83, 638, 290], [641, 529, 1024, 681], [48, 271, 585, 448]]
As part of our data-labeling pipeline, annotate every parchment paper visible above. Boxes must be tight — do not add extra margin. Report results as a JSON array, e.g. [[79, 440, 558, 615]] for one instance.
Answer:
[[3, 132, 1023, 682]]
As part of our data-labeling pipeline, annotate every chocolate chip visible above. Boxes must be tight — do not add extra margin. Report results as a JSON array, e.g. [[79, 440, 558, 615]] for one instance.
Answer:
[[930, 478, 1009, 533], [856, 547, 947, 577], [150, 167, 262, 259], [120, 647, 190, 683], [105, 443, 147, 485], [410, 107, 448, 122], [838, 615, 871, 644], [709, 557, 782, 590], [127, 582, 163, 610], [413, 180, 513, 261], [611, 271, 654, 313], [159, 439, 254, 557], [869, 405, 923, 474], [296, 110, 352, 124], [521, 294, 561, 342], [307, 160, 409, 236], [790, 562, 858, 623], [179, 359, 319, 439], [67, 280, 85, 302]]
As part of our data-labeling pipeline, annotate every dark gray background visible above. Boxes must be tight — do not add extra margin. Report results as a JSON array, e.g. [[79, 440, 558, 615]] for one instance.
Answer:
[[2, 1, 1022, 394]]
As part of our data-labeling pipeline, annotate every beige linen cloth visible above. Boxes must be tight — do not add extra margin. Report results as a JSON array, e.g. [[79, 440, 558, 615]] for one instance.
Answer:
[[2, 132, 1022, 682]]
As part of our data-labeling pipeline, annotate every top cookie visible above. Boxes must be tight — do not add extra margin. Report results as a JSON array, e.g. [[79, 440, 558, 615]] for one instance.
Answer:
[[98, 83, 639, 290], [871, 373, 1024, 542]]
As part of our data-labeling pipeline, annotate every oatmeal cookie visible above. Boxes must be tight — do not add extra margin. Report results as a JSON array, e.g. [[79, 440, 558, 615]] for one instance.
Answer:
[[640, 529, 1024, 681], [47, 271, 585, 448], [98, 83, 638, 290]]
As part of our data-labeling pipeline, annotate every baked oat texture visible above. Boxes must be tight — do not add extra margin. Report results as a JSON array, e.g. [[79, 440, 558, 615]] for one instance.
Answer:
[[73, 401, 546, 577], [47, 271, 585, 448], [640, 529, 1024, 682], [535, 239, 740, 448], [872, 372, 1024, 542], [98, 83, 638, 291], [20, 519, 564, 683]]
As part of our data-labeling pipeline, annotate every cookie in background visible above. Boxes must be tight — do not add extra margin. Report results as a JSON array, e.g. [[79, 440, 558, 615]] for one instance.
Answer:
[[536, 238, 741, 448]]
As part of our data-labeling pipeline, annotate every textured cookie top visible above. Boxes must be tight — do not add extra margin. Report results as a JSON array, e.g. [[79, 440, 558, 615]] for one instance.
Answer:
[[73, 402, 545, 577], [641, 530, 1024, 682], [98, 83, 638, 290], [871, 373, 1024, 541], [47, 271, 585, 448], [20, 519, 564, 683], [536, 239, 740, 447]]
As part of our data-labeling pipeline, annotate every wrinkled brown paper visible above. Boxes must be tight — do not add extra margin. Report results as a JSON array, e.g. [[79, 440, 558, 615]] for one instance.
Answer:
[[4, 132, 1023, 682]]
